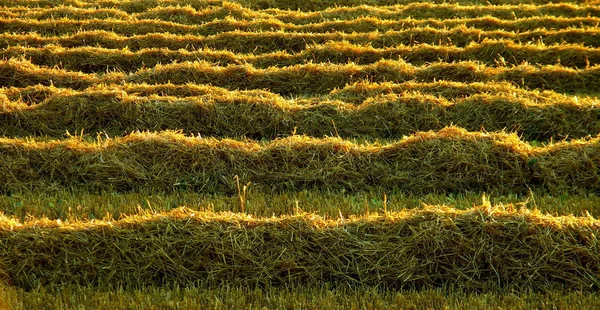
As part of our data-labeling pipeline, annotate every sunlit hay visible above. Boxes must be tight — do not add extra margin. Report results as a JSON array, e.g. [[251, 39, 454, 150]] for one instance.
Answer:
[[238, 0, 596, 10], [0, 127, 598, 194], [0, 84, 66, 105], [3, 84, 598, 140], [12, 6, 130, 20], [4, 27, 600, 55], [136, 2, 261, 24], [2, 15, 599, 37], [0, 205, 598, 291], [0, 58, 101, 89], [0, 0, 595, 10], [532, 138, 600, 194], [126, 59, 600, 95], [329, 80, 578, 104], [0, 0, 221, 11], [7, 3, 599, 25], [269, 3, 600, 23]]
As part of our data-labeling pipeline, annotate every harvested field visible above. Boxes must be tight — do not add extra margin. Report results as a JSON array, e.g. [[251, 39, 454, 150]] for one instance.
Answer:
[[2, 206, 599, 291], [1, 0, 600, 307], [0, 128, 599, 194]]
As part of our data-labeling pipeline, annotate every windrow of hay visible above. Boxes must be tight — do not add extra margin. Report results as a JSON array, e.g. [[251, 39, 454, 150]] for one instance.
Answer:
[[2, 16, 599, 36], [5, 27, 600, 53], [236, 0, 600, 10], [0, 127, 598, 194], [3, 3, 600, 24], [330, 80, 585, 103], [5, 40, 600, 73], [0, 0, 222, 12], [3, 57, 600, 94], [0, 58, 102, 89], [0, 81, 580, 106], [0, 206, 599, 291], [0, 0, 594, 11], [2, 88, 599, 140], [8, 58, 600, 94], [5, 188, 600, 222], [266, 3, 600, 23], [125, 60, 600, 95]]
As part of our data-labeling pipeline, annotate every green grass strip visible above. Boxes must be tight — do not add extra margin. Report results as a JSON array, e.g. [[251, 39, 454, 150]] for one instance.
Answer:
[[0, 127, 598, 193], [3, 285, 600, 310], [1, 205, 598, 291]]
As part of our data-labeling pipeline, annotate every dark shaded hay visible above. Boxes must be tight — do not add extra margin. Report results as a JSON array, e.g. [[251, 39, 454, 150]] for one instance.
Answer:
[[5, 3, 600, 24], [330, 80, 582, 104], [0, 0, 594, 11], [4, 27, 600, 53], [1, 87, 599, 140], [124, 60, 600, 95], [4, 40, 599, 73], [1, 16, 599, 37], [0, 205, 599, 291], [0, 127, 597, 194]]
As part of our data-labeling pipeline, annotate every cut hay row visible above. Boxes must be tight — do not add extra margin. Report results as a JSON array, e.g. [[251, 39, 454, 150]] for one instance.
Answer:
[[0, 0, 220, 12], [2, 88, 599, 141], [0, 127, 599, 194], [0, 59, 103, 89], [5, 188, 600, 221], [5, 28, 600, 53], [1, 80, 572, 106], [1, 206, 598, 291], [0, 0, 594, 11], [5, 40, 600, 72], [4, 58, 599, 95], [2, 16, 599, 37], [121, 60, 600, 95], [267, 3, 600, 23], [3, 3, 600, 24], [4, 188, 600, 223], [329, 80, 583, 104]]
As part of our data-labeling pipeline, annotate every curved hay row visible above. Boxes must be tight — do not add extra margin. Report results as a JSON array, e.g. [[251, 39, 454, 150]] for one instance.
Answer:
[[3, 58, 599, 95], [2, 3, 599, 23], [4, 28, 599, 52], [0, 127, 598, 193], [328, 80, 583, 104], [1, 80, 571, 105], [124, 60, 600, 95], [0, 0, 594, 11], [0, 206, 598, 291], [5, 40, 600, 72], [1, 88, 598, 140], [2, 16, 599, 36]]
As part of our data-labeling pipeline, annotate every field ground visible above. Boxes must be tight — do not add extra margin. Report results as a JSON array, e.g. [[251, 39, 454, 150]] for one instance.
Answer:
[[1, 0, 600, 308], [3, 285, 600, 309]]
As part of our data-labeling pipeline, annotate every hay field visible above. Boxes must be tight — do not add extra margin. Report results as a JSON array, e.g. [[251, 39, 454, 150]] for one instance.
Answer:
[[1, 0, 600, 308]]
